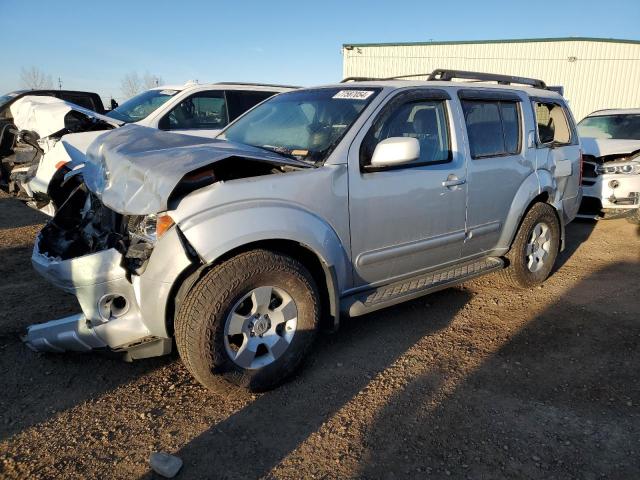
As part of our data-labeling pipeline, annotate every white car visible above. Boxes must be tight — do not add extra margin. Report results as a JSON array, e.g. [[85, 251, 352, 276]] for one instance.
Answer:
[[5, 82, 295, 214], [578, 108, 640, 221]]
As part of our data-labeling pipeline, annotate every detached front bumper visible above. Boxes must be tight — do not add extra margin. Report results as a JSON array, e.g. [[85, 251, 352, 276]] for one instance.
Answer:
[[25, 225, 194, 360]]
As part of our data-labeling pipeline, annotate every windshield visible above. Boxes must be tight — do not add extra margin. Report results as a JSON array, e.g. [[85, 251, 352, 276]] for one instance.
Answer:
[[106, 89, 179, 123], [221, 87, 380, 163], [578, 114, 640, 140]]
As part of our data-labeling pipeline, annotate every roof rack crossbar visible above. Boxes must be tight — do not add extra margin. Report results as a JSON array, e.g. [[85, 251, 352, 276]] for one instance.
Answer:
[[427, 69, 547, 89]]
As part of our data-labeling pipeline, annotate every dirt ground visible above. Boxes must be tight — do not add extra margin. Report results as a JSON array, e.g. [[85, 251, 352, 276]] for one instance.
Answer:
[[0, 190, 639, 480]]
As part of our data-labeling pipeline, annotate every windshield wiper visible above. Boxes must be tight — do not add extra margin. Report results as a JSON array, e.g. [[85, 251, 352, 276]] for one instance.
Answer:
[[257, 145, 318, 166]]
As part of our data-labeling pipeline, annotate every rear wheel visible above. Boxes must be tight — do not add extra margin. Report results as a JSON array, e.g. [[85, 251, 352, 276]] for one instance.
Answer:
[[175, 249, 320, 393], [501, 202, 560, 288]]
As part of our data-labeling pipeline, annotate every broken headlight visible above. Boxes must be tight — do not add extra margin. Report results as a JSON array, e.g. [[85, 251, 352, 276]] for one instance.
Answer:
[[596, 162, 640, 175], [128, 213, 174, 244]]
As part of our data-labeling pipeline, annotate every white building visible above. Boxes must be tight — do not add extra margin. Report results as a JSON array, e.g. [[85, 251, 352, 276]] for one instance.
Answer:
[[342, 37, 640, 120]]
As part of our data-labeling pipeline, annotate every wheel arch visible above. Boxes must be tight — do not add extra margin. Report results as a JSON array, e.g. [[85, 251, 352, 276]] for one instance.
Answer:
[[496, 170, 564, 253], [168, 238, 341, 336]]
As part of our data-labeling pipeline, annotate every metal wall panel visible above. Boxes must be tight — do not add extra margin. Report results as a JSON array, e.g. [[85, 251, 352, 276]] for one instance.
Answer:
[[343, 40, 640, 120]]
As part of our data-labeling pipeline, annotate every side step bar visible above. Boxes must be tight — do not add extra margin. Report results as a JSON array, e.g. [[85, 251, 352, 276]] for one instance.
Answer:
[[342, 257, 504, 317]]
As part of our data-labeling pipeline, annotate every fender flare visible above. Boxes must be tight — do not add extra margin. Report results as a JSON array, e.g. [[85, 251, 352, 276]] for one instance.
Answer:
[[496, 170, 562, 250]]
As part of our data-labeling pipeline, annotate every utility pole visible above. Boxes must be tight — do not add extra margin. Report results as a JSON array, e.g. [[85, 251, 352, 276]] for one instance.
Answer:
[[58, 77, 62, 90]]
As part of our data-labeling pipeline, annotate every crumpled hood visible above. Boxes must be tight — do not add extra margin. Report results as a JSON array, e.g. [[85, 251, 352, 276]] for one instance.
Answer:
[[581, 137, 640, 158], [83, 124, 309, 215], [9, 95, 122, 138]]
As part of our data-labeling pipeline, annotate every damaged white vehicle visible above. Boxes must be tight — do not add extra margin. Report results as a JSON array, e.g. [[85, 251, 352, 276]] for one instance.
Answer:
[[4, 83, 292, 215], [1, 96, 121, 215], [578, 109, 640, 222]]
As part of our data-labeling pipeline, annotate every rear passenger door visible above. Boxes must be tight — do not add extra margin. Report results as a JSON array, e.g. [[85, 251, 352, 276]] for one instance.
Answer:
[[459, 90, 534, 257]]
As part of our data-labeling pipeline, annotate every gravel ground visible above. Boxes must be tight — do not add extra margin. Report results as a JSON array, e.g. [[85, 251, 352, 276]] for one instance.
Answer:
[[0, 190, 639, 479]]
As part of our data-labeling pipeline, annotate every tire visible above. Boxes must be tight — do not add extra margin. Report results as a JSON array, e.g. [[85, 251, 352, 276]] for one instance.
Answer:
[[175, 249, 320, 393], [501, 202, 560, 289]]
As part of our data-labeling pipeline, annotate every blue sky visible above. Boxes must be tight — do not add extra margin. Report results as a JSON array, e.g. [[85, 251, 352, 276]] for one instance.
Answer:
[[1, 0, 639, 102]]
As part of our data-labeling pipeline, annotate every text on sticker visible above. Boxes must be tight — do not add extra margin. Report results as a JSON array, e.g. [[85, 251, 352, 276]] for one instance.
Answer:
[[333, 90, 374, 100]]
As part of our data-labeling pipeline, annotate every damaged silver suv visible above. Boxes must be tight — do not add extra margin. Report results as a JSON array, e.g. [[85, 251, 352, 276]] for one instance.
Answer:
[[25, 70, 582, 392]]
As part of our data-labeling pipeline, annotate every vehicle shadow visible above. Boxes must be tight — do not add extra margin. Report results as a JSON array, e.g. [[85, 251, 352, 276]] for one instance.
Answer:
[[0, 233, 167, 441], [0, 195, 47, 231], [138, 288, 472, 479], [553, 218, 597, 272], [354, 261, 640, 479]]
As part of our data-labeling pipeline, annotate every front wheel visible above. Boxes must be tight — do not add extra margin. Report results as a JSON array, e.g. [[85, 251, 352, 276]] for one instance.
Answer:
[[175, 249, 320, 393], [501, 202, 560, 289]]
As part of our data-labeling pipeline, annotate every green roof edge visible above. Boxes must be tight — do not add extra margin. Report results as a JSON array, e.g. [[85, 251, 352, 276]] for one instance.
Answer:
[[343, 37, 640, 48]]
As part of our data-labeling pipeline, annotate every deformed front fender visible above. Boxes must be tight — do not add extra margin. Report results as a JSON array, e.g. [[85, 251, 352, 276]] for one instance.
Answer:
[[175, 199, 351, 324]]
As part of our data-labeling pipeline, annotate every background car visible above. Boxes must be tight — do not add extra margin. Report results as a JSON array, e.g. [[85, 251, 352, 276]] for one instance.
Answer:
[[577, 108, 640, 222], [2, 82, 296, 214]]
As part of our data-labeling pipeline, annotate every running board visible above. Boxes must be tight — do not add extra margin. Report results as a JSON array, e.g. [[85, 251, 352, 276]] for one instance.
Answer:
[[342, 257, 504, 317]]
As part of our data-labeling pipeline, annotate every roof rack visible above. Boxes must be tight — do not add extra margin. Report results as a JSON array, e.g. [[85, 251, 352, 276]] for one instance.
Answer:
[[341, 69, 547, 89], [341, 73, 433, 83], [427, 69, 547, 89], [340, 76, 381, 83], [214, 82, 300, 89]]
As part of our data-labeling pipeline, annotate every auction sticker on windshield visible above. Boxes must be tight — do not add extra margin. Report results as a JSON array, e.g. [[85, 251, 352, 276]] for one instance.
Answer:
[[333, 90, 374, 100]]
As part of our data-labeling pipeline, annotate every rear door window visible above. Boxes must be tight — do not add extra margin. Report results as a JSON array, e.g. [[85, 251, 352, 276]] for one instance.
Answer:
[[226, 91, 277, 121], [462, 100, 521, 158]]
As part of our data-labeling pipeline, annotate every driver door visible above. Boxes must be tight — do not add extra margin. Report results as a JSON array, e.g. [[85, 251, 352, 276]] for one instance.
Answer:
[[348, 89, 468, 287]]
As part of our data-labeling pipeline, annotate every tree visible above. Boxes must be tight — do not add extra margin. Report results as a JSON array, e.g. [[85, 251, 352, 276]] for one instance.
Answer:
[[120, 71, 164, 100], [120, 72, 142, 100], [142, 72, 163, 89], [20, 66, 53, 89]]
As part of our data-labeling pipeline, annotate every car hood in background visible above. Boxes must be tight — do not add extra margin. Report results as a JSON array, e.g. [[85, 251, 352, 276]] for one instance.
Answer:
[[9, 95, 122, 138], [581, 137, 640, 157], [83, 124, 310, 215]]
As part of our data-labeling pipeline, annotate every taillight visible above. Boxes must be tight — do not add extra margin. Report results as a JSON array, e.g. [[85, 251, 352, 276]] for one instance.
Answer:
[[55, 161, 69, 170]]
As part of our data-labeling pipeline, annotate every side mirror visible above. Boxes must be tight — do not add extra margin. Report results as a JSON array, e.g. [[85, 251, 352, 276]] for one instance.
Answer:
[[370, 137, 420, 168]]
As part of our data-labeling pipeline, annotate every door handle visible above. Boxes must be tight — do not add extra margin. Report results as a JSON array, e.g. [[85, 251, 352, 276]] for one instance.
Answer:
[[442, 176, 466, 188]]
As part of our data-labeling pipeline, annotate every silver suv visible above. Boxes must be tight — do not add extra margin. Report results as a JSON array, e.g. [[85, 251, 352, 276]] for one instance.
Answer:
[[26, 70, 582, 392]]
